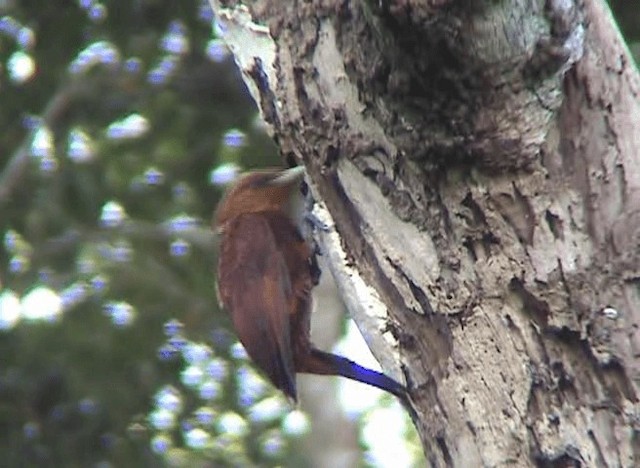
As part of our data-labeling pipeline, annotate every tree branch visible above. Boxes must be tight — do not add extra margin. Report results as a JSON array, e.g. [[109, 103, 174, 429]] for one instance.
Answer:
[[0, 80, 86, 207]]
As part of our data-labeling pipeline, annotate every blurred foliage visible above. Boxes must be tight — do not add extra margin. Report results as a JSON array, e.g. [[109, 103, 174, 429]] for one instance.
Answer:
[[0, 0, 305, 466], [0, 1, 637, 466], [609, 0, 640, 62]]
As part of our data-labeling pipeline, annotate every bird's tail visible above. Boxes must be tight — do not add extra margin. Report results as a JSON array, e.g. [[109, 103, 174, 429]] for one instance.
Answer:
[[297, 349, 418, 422], [298, 349, 406, 400]]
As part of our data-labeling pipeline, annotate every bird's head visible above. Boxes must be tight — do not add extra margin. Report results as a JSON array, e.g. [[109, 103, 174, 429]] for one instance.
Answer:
[[214, 166, 306, 229]]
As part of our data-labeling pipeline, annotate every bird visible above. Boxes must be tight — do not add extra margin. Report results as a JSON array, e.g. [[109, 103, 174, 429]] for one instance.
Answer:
[[213, 166, 411, 407]]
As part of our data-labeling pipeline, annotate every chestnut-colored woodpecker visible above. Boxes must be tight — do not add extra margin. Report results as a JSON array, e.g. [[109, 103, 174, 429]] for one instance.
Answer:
[[214, 166, 409, 405]]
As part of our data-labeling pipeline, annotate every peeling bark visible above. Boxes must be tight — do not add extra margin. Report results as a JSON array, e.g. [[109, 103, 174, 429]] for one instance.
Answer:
[[209, 0, 640, 465]]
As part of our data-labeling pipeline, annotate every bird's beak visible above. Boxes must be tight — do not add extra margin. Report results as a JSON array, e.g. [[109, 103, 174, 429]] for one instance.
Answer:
[[271, 166, 306, 186]]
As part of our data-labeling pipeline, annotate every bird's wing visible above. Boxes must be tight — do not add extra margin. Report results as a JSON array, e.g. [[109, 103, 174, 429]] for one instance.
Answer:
[[217, 213, 297, 400]]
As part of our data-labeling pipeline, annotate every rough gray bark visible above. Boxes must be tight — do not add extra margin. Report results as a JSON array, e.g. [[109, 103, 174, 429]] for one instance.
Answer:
[[209, 0, 640, 466]]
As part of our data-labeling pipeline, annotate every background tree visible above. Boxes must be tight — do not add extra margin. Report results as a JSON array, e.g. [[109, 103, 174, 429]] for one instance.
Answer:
[[206, 0, 640, 465], [0, 0, 638, 467]]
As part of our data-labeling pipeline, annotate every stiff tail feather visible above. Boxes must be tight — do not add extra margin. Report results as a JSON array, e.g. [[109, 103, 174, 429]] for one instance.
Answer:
[[297, 348, 417, 421]]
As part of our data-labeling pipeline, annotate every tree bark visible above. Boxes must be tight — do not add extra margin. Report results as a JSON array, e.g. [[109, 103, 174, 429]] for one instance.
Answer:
[[209, 0, 640, 465]]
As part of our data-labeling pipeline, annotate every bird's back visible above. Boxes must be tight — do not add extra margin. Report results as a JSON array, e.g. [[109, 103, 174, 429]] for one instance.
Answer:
[[217, 211, 313, 400]]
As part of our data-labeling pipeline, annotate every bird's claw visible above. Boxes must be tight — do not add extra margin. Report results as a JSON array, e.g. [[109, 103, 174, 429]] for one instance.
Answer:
[[304, 212, 331, 233]]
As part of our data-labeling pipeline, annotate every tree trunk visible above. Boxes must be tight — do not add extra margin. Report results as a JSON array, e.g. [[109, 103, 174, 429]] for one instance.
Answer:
[[209, 0, 640, 465]]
